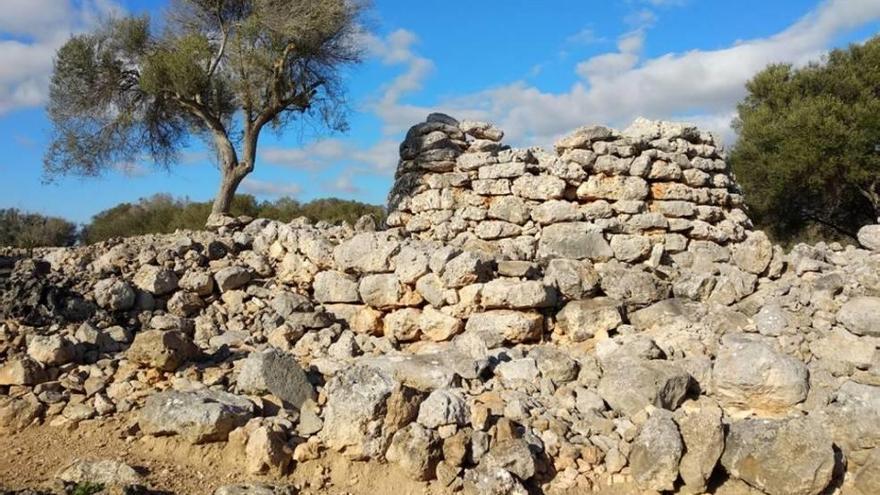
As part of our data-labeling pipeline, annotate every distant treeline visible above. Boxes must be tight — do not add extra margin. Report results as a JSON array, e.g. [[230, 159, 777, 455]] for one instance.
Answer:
[[1, 195, 385, 247]]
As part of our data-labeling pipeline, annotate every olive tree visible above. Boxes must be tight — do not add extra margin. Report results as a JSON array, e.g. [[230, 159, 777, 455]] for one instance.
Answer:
[[45, 0, 366, 218], [730, 36, 880, 242]]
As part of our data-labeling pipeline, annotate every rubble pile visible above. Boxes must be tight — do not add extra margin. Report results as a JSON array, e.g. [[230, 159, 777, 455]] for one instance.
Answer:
[[1, 114, 879, 495]]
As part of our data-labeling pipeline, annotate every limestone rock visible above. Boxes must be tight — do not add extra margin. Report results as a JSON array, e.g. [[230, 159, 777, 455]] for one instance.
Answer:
[[0, 357, 46, 386], [313, 270, 360, 303], [837, 296, 880, 337], [857, 224, 880, 251], [556, 297, 622, 341], [417, 388, 468, 428], [385, 422, 440, 481], [598, 357, 692, 416], [484, 439, 537, 480], [481, 279, 556, 309], [675, 398, 724, 493], [93, 278, 136, 310], [214, 266, 252, 292], [537, 222, 612, 261], [712, 334, 808, 416], [127, 330, 199, 372], [140, 390, 254, 444], [320, 365, 397, 459], [57, 459, 143, 487], [630, 411, 683, 492], [721, 417, 834, 495], [236, 349, 315, 409], [464, 310, 543, 345], [132, 265, 179, 295]]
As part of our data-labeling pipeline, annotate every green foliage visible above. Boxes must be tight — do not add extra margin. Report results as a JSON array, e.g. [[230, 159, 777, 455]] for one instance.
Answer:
[[0, 209, 78, 248], [45, 0, 367, 215], [730, 37, 880, 243], [71, 482, 105, 495], [80, 194, 384, 244]]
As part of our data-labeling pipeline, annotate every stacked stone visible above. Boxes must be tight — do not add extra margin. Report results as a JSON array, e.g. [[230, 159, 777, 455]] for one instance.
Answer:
[[388, 114, 752, 260]]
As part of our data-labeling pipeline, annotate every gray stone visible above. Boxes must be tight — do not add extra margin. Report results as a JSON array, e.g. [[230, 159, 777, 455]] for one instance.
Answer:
[[418, 388, 468, 428], [140, 390, 254, 444], [57, 459, 142, 487], [598, 357, 692, 416], [0, 394, 43, 431], [385, 423, 441, 481], [463, 463, 528, 495], [384, 308, 422, 342], [810, 328, 876, 370], [313, 270, 360, 303], [27, 334, 75, 366], [393, 246, 430, 284], [555, 125, 614, 150], [320, 365, 397, 459], [732, 231, 773, 274], [675, 398, 724, 493], [359, 273, 411, 308], [853, 448, 880, 495], [712, 334, 808, 416], [0, 357, 46, 386], [333, 232, 400, 273], [837, 296, 880, 337], [484, 439, 536, 480], [214, 484, 296, 495], [481, 279, 556, 309], [531, 200, 580, 225], [488, 196, 530, 225], [814, 381, 880, 467], [511, 174, 566, 200], [610, 234, 652, 262], [630, 411, 683, 492], [442, 251, 492, 288], [529, 346, 579, 383], [556, 298, 622, 342], [754, 303, 790, 336], [237, 349, 315, 408], [127, 330, 199, 372], [721, 417, 834, 495], [576, 175, 648, 201], [179, 270, 214, 296], [214, 266, 252, 292], [857, 224, 880, 251], [131, 265, 178, 295], [543, 259, 599, 300], [93, 278, 136, 310], [464, 310, 543, 345], [494, 358, 539, 383], [537, 222, 612, 261]]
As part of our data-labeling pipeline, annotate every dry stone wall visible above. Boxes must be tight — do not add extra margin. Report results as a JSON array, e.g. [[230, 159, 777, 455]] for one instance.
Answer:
[[0, 114, 879, 495]]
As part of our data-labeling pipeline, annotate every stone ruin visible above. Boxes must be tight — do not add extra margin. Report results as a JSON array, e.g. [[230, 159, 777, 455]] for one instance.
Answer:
[[0, 114, 879, 494]]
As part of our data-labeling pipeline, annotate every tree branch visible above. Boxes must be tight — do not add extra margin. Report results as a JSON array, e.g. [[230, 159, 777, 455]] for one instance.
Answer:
[[803, 211, 858, 239], [205, 6, 228, 78]]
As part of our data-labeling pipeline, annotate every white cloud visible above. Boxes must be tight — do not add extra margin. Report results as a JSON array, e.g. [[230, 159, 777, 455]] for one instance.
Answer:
[[566, 27, 604, 46], [240, 178, 302, 198], [0, 0, 123, 114], [432, 0, 880, 147], [261, 139, 349, 170]]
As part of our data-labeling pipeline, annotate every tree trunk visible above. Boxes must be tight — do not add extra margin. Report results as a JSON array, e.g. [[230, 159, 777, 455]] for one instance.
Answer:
[[211, 166, 248, 215]]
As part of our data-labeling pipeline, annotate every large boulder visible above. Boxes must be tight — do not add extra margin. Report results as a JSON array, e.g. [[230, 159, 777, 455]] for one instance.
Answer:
[[857, 224, 880, 251], [139, 390, 254, 444], [720, 417, 835, 495], [712, 334, 808, 416], [555, 298, 622, 342], [0, 357, 46, 386], [132, 265, 178, 295], [313, 270, 360, 303], [630, 411, 683, 492], [674, 398, 725, 493], [837, 296, 880, 337], [92, 278, 136, 310], [814, 381, 880, 468], [236, 349, 315, 409], [480, 279, 556, 309], [320, 365, 397, 460], [598, 357, 692, 416], [57, 460, 143, 487], [126, 330, 199, 371]]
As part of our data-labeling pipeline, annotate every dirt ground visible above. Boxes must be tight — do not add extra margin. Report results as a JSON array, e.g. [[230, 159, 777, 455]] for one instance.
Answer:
[[0, 414, 447, 495]]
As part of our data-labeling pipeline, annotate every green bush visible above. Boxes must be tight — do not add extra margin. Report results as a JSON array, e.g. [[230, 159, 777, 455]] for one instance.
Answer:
[[0, 208, 78, 248], [730, 36, 880, 243], [80, 194, 385, 244]]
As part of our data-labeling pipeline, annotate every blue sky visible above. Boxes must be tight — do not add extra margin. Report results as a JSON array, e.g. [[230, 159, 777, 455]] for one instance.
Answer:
[[1, 0, 879, 224]]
